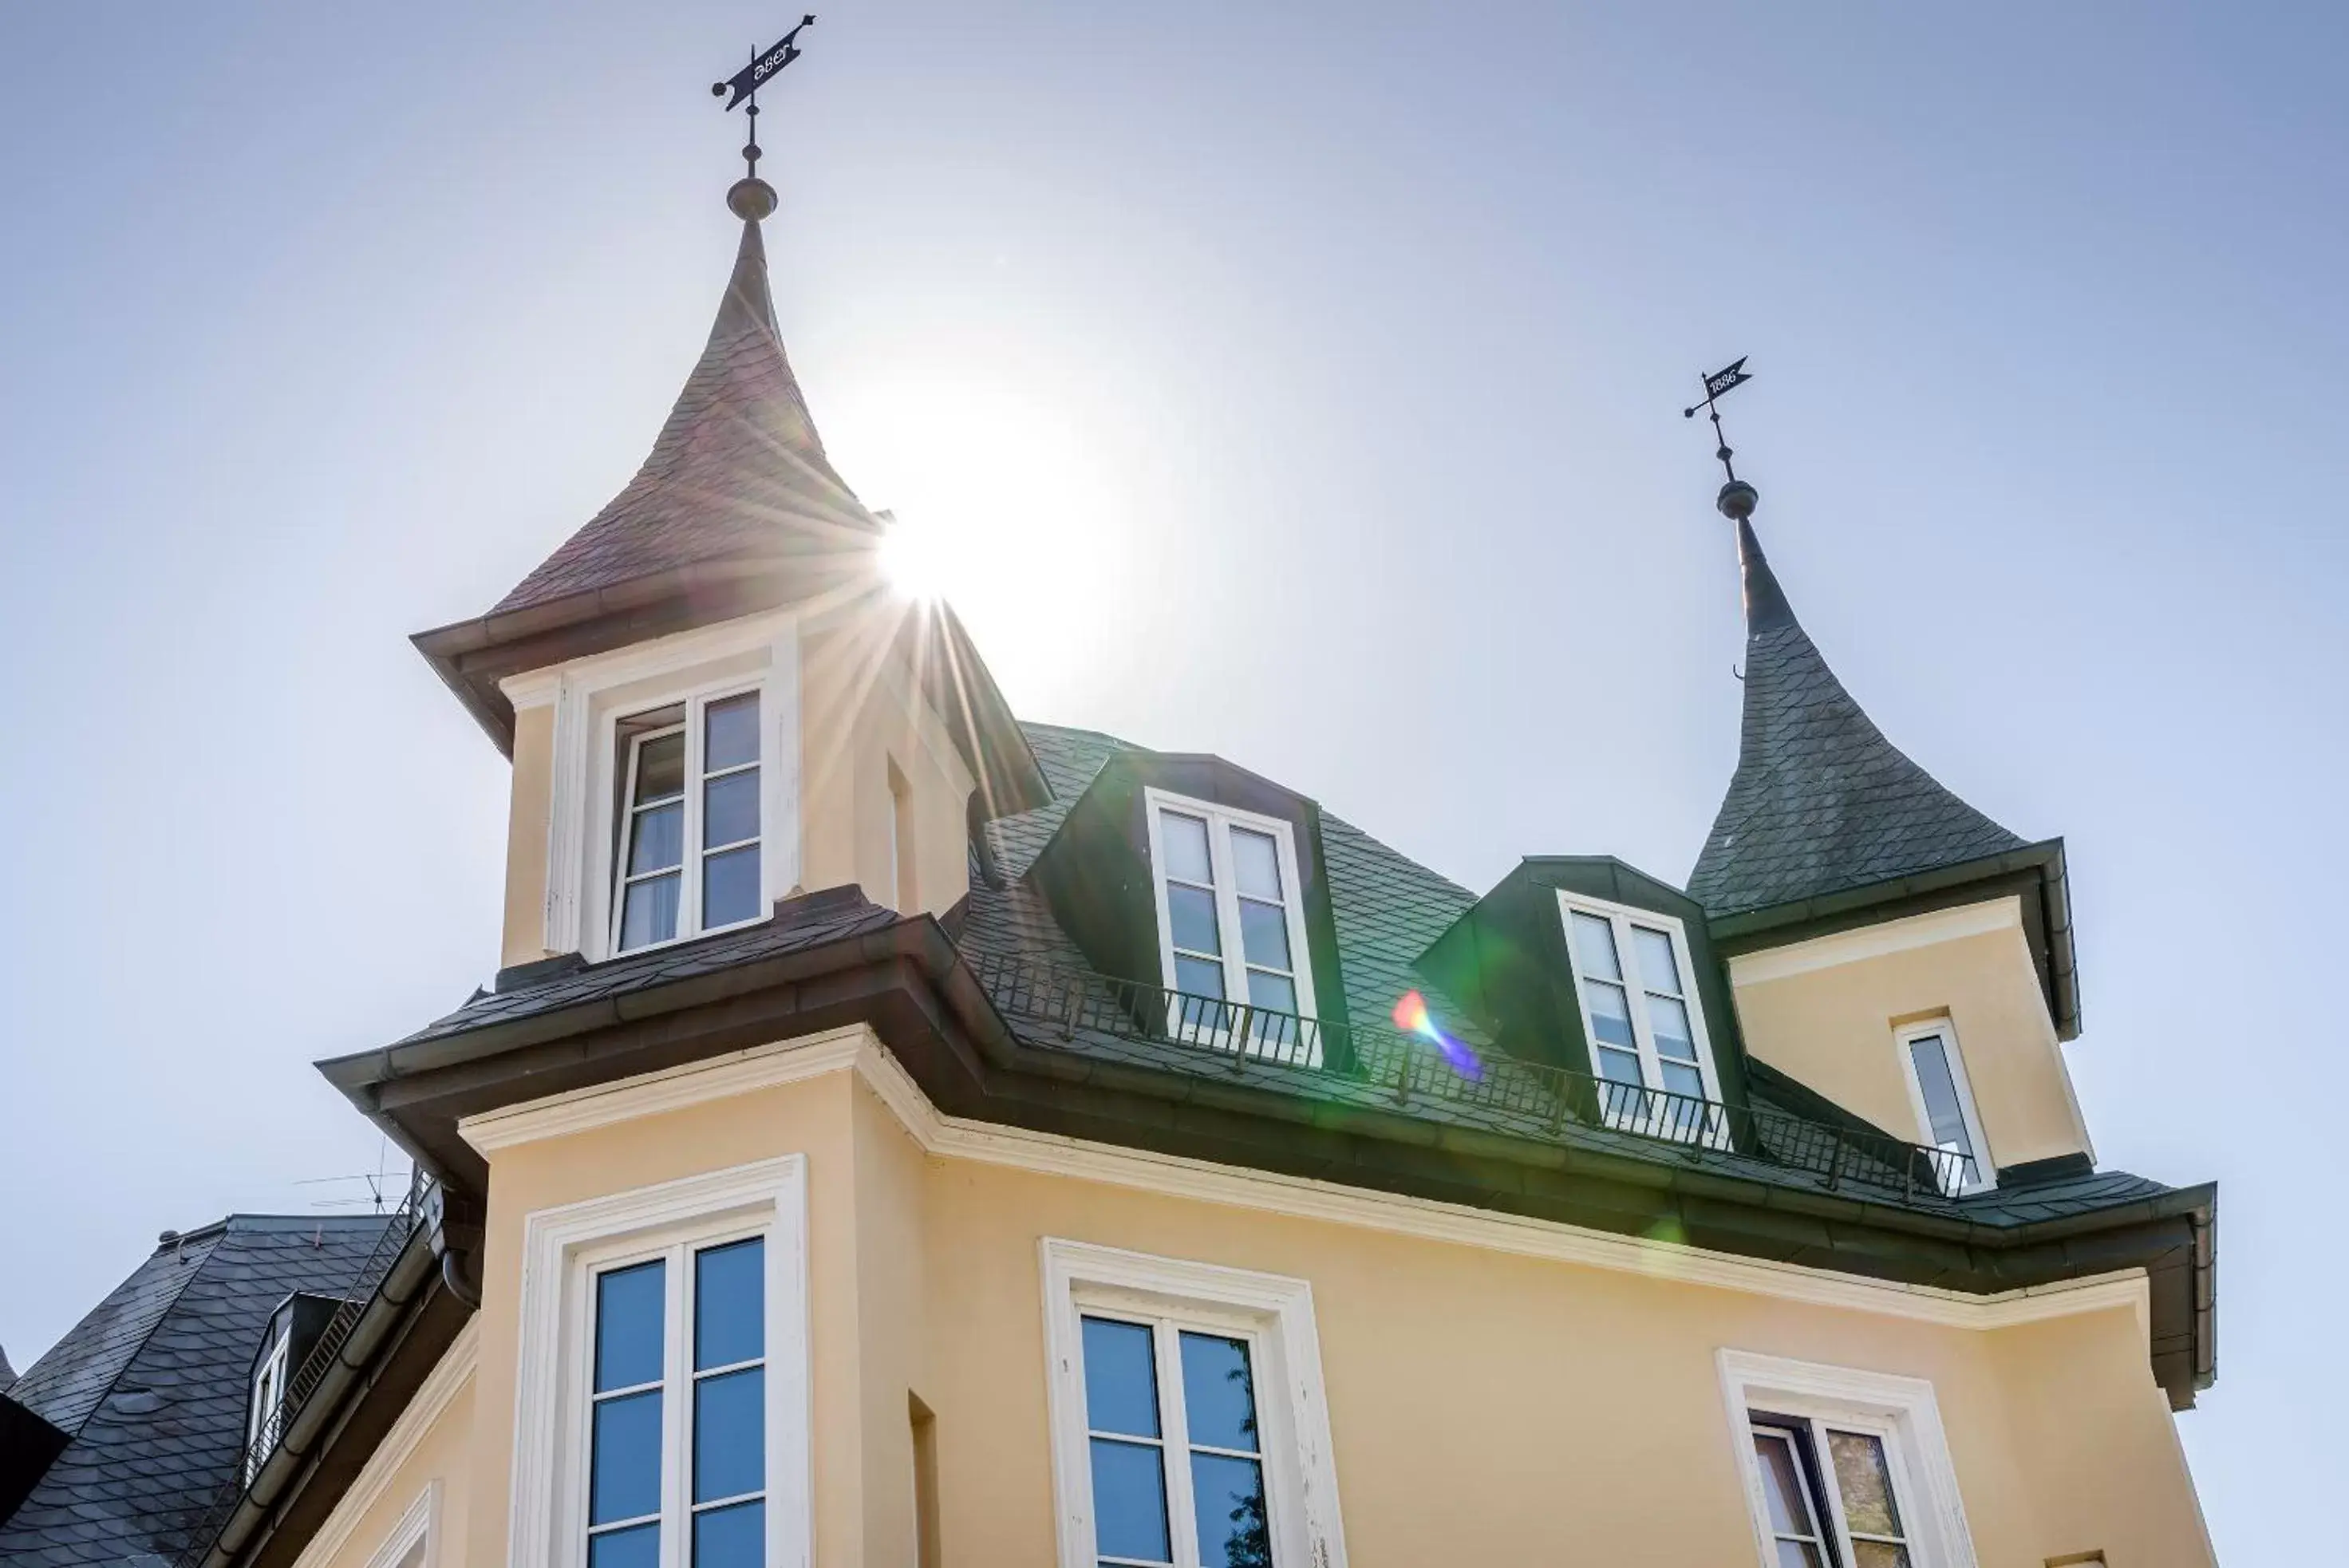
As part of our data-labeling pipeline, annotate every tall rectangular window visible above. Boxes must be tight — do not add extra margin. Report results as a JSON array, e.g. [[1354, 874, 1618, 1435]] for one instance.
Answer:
[[1144, 789, 1317, 1057], [584, 1237, 768, 1568], [1896, 1021, 1992, 1194], [1557, 893, 1722, 1136], [613, 691, 763, 954], [1747, 1415, 1920, 1568], [1043, 1240, 1347, 1568]]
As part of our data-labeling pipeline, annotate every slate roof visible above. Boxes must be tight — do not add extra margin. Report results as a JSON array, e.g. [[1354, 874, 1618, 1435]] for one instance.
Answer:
[[1687, 518, 2027, 915], [490, 208, 878, 618], [0, 1217, 397, 1568]]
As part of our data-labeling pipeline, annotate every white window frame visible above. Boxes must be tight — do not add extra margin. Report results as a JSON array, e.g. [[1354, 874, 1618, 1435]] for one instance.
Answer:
[[1142, 788, 1320, 1052], [1555, 891, 1725, 1134], [1717, 1349, 1977, 1568], [246, 1323, 291, 1483], [1040, 1239, 1348, 1568], [511, 1158, 812, 1568], [1894, 1019, 1995, 1195], [607, 681, 768, 956], [503, 611, 803, 965]]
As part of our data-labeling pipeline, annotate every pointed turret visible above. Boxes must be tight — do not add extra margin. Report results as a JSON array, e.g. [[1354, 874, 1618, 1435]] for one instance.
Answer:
[[1688, 510, 2027, 915], [492, 177, 875, 615]]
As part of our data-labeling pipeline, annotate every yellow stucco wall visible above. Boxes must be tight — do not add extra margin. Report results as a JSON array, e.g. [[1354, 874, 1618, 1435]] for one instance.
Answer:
[[291, 1341, 476, 1568], [499, 705, 556, 970], [362, 1031, 2209, 1568], [1729, 899, 2093, 1170]]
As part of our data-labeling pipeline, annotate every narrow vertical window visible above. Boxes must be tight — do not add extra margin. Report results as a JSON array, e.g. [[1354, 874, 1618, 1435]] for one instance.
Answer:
[[1559, 895, 1723, 1139], [888, 757, 917, 913], [1897, 1022, 1990, 1193], [613, 690, 763, 954], [582, 1238, 768, 1568], [1144, 791, 1318, 1059], [588, 1262, 665, 1568], [1749, 1424, 1831, 1568]]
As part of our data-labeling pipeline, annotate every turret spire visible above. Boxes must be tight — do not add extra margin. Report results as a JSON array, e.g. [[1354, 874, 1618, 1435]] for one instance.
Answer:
[[1687, 431, 2024, 916]]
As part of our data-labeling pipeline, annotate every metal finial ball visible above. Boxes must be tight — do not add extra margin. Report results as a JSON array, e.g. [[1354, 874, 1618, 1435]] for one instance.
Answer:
[[1716, 480, 1759, 522], [728, 177, 779, 222]]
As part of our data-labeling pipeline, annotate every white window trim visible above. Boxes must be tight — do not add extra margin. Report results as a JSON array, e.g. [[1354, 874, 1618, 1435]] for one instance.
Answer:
[[364, 1482, 440, 1568], [1142, 786, 1320, 1021], [1555, 891, 1725, 1107], [510, 1157, 811, 1568], [247, 1324, 291, 1483], [1040, 1238, 1348, 1568], [1894, 1018, 1996, 1195], [1716, 1349, 1977, 1568], [504, 611, 803, 963]]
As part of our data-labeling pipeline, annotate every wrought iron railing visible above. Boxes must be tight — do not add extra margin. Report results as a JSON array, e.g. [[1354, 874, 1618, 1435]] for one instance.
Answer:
[[966, 951, 1973, 1201], [176, 1168, 432, 1568]]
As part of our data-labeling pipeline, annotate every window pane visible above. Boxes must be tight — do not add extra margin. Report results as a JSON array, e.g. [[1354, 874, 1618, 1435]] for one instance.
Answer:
[[1569, 911, 1622, 980], [1160, 812, 1213, 886], [705, 771, 760, 849], [1230, 829, 1282, 901], [1751, 1431, 1810, 1535], [1596, 1045, 1644, 1086], [1081, 1317, 1160, 1438], [1631, 926, 1682, 994], [1646, 994, 1696, 1062], [1827, 1430, 1905, 1538], [1246, 970, 1297, 1018], [696, 1239, 764, 1370], [595, 1262, 666, 1392], [1660, 1060, 1705, 1100], [1584, 978, 1637, 1049], [1088, 1439, 1171, 1564], [589, 1523, 660, 1568], [630, 804, 685, 875], [692, 1498, 764, 1568], [1177, 1334, 1259, 1453], [1188, 1451, 1269, 1568], [1776, 1542, 1826, 1568], [1906, 1037, 1975, 1158], [1850, 1543, 1912, 1568], [589, 1389, 662, 1524], [1173, 956, 1226, 1002], [1237, 899, 1291, 971], [705, 693, 760, 773], [635, 733, 686, 803], [1167, 885, 1221, 958], [703, 847, 762, 928], [693, 1367, 764, 1503], [621, 874, 681, 950]]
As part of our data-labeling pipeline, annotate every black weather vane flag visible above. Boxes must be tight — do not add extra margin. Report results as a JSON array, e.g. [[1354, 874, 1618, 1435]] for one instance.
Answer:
[[713, 16, 818, 180], [1683, 356, 1754, 486]]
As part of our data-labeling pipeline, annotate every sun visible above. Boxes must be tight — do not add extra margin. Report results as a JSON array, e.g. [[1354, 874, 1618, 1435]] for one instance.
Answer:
[[876, 511, 946, 601]]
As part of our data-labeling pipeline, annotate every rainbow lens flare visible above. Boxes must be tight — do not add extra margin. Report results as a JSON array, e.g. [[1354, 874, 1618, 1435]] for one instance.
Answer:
[[1391, 989, 1482, 1080]]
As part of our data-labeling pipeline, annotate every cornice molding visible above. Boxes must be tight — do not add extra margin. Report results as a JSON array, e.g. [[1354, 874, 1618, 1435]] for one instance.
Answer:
[[1728, 895, 2020, 986], [456, 1025, 2151, 1344]]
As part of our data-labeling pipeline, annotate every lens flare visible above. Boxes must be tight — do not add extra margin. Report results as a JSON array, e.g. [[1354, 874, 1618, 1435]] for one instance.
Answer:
[[1392, 989, 1482, 1080]]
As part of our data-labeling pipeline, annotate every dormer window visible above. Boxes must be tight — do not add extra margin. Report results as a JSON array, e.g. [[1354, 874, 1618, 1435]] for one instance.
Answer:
[[1143, 789, 1317, 1049], [613, 690, 764, 954], [1557, 893, 1723, 1124]]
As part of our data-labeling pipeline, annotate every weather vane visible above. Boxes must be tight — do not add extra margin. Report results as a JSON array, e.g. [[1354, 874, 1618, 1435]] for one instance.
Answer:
[[1683, 356, 1760, 521], [713, 15, 818, 181]]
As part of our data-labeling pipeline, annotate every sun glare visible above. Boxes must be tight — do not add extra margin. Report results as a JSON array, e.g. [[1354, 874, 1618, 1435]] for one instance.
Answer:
[[877, 513, 946, 601]]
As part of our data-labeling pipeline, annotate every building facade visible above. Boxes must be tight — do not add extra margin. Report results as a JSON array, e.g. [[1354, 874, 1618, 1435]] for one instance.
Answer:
[[0, 168, 2217, 1568]]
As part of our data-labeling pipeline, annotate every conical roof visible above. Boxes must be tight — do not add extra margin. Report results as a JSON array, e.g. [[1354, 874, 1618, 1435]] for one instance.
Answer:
[[1687, 518, 2026, 914], [492, 202, 877, 616]]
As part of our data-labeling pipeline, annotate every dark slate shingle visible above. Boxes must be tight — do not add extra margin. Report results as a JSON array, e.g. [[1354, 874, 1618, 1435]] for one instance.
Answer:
[[1687, 519, 2025, 916], [0, 1217, 397, 1568]]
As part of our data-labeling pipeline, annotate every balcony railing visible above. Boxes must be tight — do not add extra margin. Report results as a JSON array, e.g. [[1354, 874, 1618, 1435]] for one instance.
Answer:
[[966, 950, 1973, 1202], [176, 1167, 431, 1568]]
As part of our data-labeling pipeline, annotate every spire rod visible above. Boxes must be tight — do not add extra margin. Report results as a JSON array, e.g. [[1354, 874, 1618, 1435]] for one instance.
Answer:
[[1683, 355, 1759, 521]]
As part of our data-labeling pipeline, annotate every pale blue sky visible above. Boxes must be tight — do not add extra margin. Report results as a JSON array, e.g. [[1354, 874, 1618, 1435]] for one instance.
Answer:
[[2, 4, 2339, 1556]]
